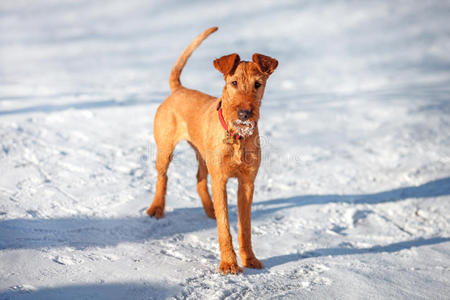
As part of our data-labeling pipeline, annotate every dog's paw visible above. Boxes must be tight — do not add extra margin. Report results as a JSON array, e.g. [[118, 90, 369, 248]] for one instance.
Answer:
[[205, 208, 216, 219], [146, 206, 164, 219], [242, 257, 264, 269], [219, 261, 243, 275]]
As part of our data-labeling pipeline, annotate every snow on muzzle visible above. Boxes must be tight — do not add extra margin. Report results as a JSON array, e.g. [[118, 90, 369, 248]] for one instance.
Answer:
[[233, 119, 255, 137]]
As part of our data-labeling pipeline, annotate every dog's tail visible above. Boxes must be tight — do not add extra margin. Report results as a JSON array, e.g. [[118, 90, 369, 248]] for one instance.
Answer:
[[169, 26, 218, 92]]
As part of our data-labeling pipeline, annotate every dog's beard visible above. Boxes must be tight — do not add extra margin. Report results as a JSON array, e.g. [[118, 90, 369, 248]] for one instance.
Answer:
[[233, 120, 255, 137]]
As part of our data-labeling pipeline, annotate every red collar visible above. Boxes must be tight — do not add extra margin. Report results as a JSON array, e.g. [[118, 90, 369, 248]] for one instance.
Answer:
[[217, 101, 243, 141]]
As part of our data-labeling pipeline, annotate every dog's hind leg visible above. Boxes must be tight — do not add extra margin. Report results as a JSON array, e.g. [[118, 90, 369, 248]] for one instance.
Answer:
[[147, 107, 177, 219], [147, 140, 174, 219], [194, 149, 215, 219]]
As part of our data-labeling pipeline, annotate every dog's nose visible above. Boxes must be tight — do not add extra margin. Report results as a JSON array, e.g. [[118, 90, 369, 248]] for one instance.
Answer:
[[237, 110, 252, 121]]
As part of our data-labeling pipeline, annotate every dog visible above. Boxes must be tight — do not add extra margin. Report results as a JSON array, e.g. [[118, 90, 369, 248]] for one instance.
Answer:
[[147, 26, 278, 274]]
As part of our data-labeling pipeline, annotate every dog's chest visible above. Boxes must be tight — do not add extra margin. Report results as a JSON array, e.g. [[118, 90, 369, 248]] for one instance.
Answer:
[[223, 143, 260, 172]]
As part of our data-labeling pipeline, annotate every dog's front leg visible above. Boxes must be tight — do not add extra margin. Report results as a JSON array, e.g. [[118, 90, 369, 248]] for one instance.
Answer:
[[210, 175, 242, 274], [237, 178, 263, 269]]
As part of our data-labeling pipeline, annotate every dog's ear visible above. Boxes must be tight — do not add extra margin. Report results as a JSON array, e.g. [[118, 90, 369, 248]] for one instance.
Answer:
[[214, 53, 240, 75], [252, 53, 278, 75]]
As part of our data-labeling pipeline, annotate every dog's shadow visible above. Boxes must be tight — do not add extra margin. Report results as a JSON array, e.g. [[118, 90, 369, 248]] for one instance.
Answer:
[[252, 176, 450, 220], [1, 177, 449, 269], [263, 237, 450, 269], [253, 176, 450, 269]]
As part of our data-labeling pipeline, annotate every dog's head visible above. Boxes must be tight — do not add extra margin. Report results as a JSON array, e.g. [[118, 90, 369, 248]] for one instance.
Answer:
[[214, 53, 278, 138]]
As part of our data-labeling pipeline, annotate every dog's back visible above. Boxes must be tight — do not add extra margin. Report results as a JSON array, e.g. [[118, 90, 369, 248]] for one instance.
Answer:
[[154, 27, 219, 150]]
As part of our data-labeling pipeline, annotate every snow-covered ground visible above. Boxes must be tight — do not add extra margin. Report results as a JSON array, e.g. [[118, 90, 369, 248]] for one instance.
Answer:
[[1, 0, 450, 299]]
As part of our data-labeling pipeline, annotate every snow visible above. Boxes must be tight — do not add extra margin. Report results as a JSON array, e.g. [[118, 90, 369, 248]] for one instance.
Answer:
[[1, 0, 450, 299]]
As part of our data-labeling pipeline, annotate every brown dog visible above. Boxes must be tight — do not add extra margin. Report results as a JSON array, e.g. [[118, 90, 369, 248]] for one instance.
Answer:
[[147, 27, 278, 274]]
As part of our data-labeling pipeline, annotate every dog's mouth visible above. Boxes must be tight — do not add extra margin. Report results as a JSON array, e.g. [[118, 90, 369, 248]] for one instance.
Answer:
[[233, 119, 255, 137]]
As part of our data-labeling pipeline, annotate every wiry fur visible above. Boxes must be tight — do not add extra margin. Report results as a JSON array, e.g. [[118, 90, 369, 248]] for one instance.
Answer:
[[147, 27, 278, 274]]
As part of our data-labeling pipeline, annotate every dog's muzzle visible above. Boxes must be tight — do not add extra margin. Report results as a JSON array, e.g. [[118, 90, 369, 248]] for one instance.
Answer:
[[233, 119, 255, 137], [237, 109, 252, 121]]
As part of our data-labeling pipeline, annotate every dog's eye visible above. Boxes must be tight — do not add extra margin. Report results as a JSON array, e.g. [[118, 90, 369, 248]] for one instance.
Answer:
[[254, 81, 261, 89], [231, 80, 237, 87]]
